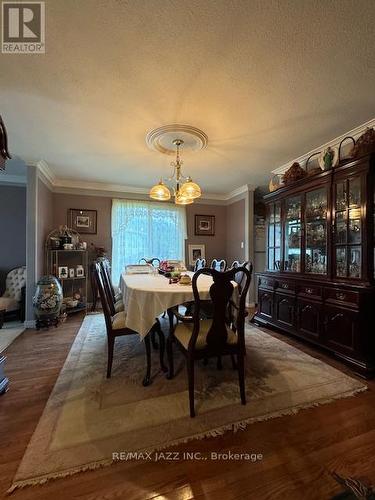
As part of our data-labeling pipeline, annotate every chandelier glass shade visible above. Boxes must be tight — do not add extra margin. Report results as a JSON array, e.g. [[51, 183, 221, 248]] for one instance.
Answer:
[[149, 139, 202, 205], [149, 181, 171, 201]]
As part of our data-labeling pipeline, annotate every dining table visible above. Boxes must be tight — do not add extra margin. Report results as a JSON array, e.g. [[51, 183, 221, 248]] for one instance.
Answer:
[[119, 270, 218, 385]]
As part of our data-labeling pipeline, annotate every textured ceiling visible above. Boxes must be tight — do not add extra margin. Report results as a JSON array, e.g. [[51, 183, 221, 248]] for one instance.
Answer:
[[0, 0, 374, 194]]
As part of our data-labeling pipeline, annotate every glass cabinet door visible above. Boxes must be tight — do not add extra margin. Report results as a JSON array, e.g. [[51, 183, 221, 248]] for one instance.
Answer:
[[334, 176, 362, 279], [304, 188, 328, 275], [284, 196, 302, 272], [267, 202, 281, 271]]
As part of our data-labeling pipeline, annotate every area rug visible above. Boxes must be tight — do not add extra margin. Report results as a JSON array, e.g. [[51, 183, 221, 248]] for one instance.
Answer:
[[0, 321, 25, 353], [9, 314, 367, 491]]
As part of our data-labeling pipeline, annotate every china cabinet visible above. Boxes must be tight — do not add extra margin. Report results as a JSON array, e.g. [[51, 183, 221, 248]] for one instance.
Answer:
[[254, 154, 375, 377]]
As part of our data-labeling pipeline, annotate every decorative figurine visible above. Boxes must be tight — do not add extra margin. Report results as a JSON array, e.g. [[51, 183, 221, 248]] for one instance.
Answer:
[[323, 147, 334, 170], [319, 146, 338, 170]]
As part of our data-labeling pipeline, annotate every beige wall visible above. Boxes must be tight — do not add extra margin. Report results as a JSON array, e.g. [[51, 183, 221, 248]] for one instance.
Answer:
[[226, 198, 245, 266], [53, 193, 112, 259], [185, 203, 227, 266], [52, 194, 228, 267], [37, 178, 54, 278]]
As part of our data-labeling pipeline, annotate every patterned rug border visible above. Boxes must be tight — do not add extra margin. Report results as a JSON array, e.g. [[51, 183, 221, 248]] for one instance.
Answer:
[[7, 315, 368, 493]]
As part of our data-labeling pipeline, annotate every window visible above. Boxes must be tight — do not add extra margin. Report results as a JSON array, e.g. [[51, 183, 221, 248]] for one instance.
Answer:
[[111, 199, 187, 280]]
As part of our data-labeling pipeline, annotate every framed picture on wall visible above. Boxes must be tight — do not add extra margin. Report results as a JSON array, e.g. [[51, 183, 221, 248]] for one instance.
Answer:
[[68, 209, 97, 234], [188, 244, 206, 266], [195, 214, 215, 236]]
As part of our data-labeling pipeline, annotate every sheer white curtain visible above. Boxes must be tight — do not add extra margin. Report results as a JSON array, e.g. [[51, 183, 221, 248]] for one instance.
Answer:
[[111, 199, 187, 281]]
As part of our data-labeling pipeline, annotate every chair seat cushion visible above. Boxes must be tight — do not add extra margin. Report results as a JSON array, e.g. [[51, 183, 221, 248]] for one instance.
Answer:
[[114, 300, 124, 313], [174, 319, 237, 350], [0, 296, 19, 312], [111, 311, 127, 330]]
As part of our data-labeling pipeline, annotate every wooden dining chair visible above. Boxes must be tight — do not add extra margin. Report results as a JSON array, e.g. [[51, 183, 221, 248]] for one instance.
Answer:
[[166, 266, 252, 417], [101, 258, 123, 302], [194, 258, 206, 272], [210, 259, 227, 272], [99, 259, 124, 314], [230, 261, 252, 293], [94, 263, 165, 384]]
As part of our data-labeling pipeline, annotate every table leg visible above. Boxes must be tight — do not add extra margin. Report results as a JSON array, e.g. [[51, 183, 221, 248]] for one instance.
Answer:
[[156, 325, 168, 373], [167, 308, 174, 334], [142, 334, 152, 387]]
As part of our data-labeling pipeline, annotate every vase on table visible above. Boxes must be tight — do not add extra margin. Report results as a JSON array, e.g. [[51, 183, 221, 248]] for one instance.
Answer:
[[33, 276, 63, 329]]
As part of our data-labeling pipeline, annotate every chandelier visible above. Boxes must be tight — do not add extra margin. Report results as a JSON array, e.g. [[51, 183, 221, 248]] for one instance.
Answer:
[[0, 115, 11, 171], [149, 139, 202, 205]]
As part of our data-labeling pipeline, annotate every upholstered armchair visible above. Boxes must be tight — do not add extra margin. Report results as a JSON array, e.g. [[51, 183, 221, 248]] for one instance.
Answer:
[[0, 266, 26, 322]]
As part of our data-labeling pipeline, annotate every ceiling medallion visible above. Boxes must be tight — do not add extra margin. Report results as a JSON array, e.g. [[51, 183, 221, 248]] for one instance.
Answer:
[[146, 124, 208, 156]]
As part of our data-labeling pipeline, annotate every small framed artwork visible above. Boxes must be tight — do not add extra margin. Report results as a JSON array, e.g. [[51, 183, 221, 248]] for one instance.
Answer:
[[195, 215, 215, 236], [68, 209, 97, 234], [76, 267, 85, 277], [69, 268, 75, 278], [188, 244, 206, 266], [58, 266, 68, 279]]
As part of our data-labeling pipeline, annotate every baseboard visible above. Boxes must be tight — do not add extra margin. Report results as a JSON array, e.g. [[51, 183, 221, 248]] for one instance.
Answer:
[[24, 320, 36, 329]]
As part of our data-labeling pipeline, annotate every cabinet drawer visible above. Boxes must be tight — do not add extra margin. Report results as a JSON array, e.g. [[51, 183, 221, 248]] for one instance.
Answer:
[[298, 284, 322, 299], [275, 280, 295, 293], [275, 293, 295, 329], [258, 277, 275, 290], [325, 288, 360, 307], [323, 305, 359, 355]]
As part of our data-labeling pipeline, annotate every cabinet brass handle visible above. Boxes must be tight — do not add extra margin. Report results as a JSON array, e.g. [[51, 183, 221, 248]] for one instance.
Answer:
[[305, 288, 313, 294], [302, 305, 312, 313], [331, 313, 344, 322], [336, 292, 346, 301], [281, 283, 289, 289]]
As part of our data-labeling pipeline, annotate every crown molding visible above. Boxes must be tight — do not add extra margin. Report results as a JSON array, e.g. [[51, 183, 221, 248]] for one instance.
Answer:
[[28, 160, 252, 203], [272, 117, 375, 175]]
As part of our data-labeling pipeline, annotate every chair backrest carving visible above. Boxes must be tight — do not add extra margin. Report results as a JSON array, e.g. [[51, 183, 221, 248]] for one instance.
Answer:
[[190, 266, 252, 353], [194, 258, 206, 272], [210, 259, 227, 272]]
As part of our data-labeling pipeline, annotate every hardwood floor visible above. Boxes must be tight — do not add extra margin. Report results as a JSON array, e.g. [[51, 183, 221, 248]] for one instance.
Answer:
[[1, 314, 375, 500]]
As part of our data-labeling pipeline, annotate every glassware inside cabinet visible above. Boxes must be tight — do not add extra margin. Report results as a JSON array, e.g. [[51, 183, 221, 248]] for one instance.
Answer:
[[336, 182, 347, 211], [305, 188, 327, 274], [348, 177, 361, 208], [349, 247, 361, 278], [336, 247, 347, 277], [348, 208, 361, 244], [267, 202, 281, 271], [284, 196, 302, 272], [335, 211, 347, 244]]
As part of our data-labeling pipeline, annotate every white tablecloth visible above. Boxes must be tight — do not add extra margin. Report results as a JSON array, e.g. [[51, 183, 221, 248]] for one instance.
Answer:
[[119, 272, 215, 339]]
